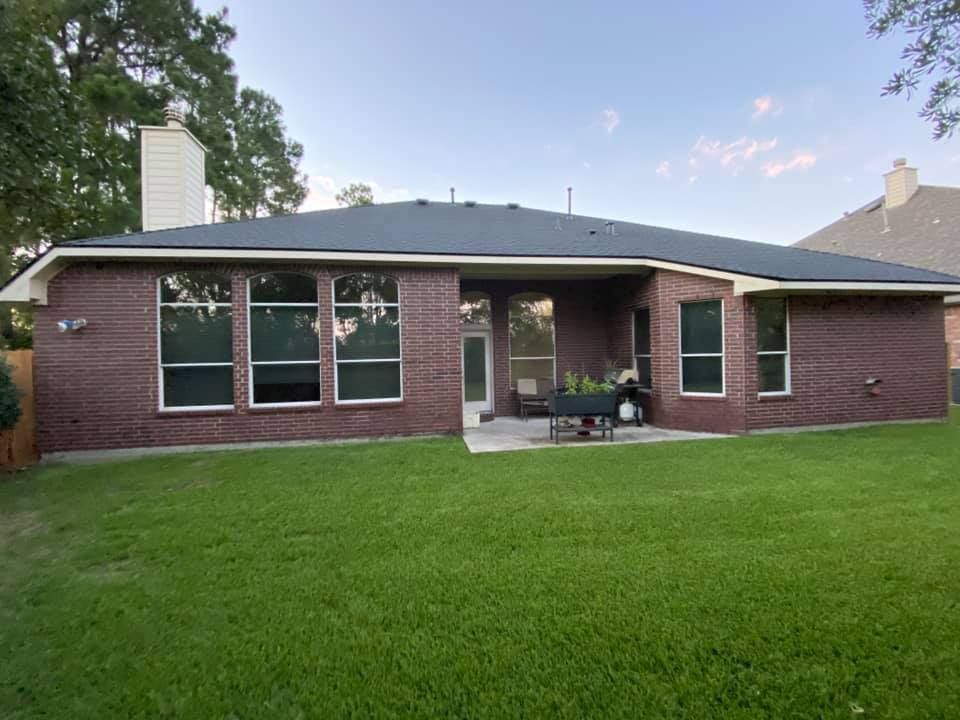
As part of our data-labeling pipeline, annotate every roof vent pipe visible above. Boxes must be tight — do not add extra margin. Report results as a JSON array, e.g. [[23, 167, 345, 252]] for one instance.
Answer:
[[566, 187, 573, 218], [605, 221, 616, 235], [450, 187, 455, 204]]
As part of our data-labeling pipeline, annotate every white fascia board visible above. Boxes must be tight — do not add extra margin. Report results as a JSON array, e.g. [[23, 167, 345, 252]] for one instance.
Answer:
[[4, 245, 960, 304], [945, 294, 960, 306]]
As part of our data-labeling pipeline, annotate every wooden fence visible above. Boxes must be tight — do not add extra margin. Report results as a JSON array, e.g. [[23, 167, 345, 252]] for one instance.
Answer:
[[1, 350, 38, 470]]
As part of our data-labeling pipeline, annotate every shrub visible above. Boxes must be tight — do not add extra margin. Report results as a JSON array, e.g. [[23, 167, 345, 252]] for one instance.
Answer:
[[0, 355, 22, 430], [561, 371, 613, 395]]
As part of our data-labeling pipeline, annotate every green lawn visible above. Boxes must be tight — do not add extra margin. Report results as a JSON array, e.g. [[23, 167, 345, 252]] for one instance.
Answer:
[[2, 411, 960, 719]]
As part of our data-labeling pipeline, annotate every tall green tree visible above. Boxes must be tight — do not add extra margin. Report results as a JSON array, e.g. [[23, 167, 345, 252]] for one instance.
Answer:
[[216, 88, 308, 219], [335, 182, 374, 207], [866, 0, 960, 139]]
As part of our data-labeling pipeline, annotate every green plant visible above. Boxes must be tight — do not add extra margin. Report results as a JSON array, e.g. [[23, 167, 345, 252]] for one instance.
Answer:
[[561, 371, 613, 395], [0, 354, 21, 430]]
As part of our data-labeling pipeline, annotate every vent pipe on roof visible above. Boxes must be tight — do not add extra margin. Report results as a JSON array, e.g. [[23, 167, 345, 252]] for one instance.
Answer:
[[450, 187, 455, 204], [605, 221, 616, 236], [566, 187, 573, 218]]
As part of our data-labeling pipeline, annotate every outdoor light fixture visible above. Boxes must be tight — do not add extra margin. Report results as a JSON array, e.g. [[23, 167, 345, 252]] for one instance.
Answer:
[[57, 319, 88, 332]]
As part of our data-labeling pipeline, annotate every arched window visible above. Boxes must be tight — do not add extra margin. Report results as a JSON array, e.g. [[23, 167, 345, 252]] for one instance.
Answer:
[[158, 272, 233, 410], [508, 292, 555, 387], [248, 273, 320, 405], [460, 291, 491, 327], [333, 273, 401, 403]]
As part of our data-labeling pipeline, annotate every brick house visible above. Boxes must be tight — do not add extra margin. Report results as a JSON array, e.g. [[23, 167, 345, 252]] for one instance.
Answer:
[[2, 116, 960, 453], [796, 159, 960, 403]]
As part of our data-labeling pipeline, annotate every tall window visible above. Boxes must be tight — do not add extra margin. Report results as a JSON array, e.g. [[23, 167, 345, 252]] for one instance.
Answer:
[[158, 272, 233, 410], [334, 273, 402, 402], [509, 293, 555, 386], [248, 273, 320, 406], [756, 298, 790, 394], [679, 300, 724, 395], [633, 308, 652, 389]]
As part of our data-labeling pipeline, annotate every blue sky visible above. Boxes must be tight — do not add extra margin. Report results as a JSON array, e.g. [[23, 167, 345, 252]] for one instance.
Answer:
[[199, 0, 957, 245]]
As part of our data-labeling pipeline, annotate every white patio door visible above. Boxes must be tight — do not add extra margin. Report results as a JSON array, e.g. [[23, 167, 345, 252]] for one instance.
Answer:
[[462, 330, 493, 414]]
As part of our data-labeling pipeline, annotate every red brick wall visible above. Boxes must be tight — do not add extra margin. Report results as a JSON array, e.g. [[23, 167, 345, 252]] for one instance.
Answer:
[[947, 305, 960, 368], [460, 279, 610, 417], [745, 295, 948, 430], [33, 262, 462, 452]]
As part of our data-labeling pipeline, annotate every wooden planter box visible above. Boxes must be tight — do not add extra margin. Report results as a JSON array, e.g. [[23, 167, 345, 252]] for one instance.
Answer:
[[547, 391, 618, 417]]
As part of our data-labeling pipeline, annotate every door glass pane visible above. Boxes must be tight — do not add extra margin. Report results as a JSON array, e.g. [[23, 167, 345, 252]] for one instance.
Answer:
[[635, 356, 652, 389], [460, 293, 491, 326], [682, 356, 723, 394], [756, 298, 787, 352], [334, 306, 400, 360], [160, 306, 232, 364], [463, 336, 486, 402], [510, 358, 554, 386], [337, 361, 402, 401], [250, 307, 319, 362], [758, 355, 787, 393], [163, 366, 233, 407], [252, 363, 320, 404], [681, 301, 723, 354]]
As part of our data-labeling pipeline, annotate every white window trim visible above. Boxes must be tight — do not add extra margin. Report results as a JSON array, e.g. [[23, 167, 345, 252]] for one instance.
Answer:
[[157, 275, 234, 412], [507, 293, 557, 388], [332, 274, 403, 404], [679, 299, 726, 397], [631, 307, 653, 393], [757, 297, 791, 397], [247, 273, 322, 408]]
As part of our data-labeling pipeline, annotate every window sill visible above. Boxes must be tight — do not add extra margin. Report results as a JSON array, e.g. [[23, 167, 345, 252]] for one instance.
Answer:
[[679, 393, 727, 401], [156, 407, 235, 419], [758, 393, 793, 402], [335, 400, 404, 410], [247, 403, 323, 415]]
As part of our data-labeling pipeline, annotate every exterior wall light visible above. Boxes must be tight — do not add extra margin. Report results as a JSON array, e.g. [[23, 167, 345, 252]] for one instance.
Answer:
[[57, 319, 88, 332]]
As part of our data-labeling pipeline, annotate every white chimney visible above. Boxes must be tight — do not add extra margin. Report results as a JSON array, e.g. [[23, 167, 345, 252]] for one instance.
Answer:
[[883, 157, 918, 210], [139, 106, 207, 231]]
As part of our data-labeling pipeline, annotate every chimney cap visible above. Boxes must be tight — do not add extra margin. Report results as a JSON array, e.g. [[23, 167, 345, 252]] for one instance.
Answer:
[[164, 104, 185, 128], [893, 157, 907, 168]]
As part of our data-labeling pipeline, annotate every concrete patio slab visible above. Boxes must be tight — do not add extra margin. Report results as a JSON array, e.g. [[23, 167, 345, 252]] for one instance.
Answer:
[[463, 417, 730, 453]]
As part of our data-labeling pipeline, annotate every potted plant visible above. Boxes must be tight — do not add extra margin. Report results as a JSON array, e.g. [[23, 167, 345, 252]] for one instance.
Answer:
[[548, 371, 618, 418]]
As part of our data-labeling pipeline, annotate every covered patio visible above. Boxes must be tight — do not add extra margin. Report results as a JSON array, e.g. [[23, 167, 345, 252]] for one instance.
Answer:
[[462, 416, 729, 453]]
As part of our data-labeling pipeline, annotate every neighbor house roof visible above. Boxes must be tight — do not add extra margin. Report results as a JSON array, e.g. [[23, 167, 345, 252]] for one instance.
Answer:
[[795, 185, 960, 277], [5, 201, 960, 305]]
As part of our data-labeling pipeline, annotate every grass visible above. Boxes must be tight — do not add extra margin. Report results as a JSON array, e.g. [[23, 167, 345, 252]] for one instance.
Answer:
[[2, 410, 960, 719]]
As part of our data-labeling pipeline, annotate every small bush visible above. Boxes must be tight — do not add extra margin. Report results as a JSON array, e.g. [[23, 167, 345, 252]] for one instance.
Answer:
[[0, 355, 22, 430], [561, 371, 613, 395]]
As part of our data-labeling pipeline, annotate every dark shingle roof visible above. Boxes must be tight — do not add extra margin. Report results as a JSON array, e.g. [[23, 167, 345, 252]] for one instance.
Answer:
[[63, 201, 960, 284], [795, 185, 960, 277]]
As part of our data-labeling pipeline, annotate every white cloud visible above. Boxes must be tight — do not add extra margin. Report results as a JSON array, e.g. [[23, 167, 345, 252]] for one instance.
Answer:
[[655, 160, 671, 178], [690, 135, 778, 174], [762, 152, 817, 178], [601, 108, 620, 135], [299, 176, 409, 212], [752, 95, 782, 119], [688, 175, 699, 184]]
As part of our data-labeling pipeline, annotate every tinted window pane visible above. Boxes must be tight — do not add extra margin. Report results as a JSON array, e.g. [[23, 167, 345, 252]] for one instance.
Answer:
[[759, 354, 787, 393], [635, 356, 652, 389], [160, 306, 232, 364], [460, 293, 491, 325], [249, 273, 317, 303], [252, 364, 320, 404], [509, 296, 554, 358], [510, 358, 554, 386], [756, 298, 787, 352], [633, 308, 651, 355], [335, 307, 400, 360], [334, 273, 398, 304], [250, 307, 319, 362], [160, 272, 231, 304], [680, 301, 723, 355], [682, 356, 723, 394], [463, 336, 486, 402], [163, 366, 233, 407], [337, 361, 401, 400]]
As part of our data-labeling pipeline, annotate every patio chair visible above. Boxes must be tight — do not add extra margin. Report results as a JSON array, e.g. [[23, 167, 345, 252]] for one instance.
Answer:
[[517, 377, 553, 420]]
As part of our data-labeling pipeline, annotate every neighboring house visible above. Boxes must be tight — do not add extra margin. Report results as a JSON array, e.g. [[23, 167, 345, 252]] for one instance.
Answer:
[[795, 159, 960, 404], [2, 114, 960, 453]]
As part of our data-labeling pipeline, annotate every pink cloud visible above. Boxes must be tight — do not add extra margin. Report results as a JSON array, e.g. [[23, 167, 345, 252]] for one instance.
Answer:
[[690, 135, 778, 173], [752, 95, 782, 119], [655, 160, 671, 178], [762, 152, 817, 178]]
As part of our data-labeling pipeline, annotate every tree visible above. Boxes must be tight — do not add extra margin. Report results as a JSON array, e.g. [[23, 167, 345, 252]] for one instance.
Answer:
[[216, 88, 308, 219], [866, 0, 960, 139], [336, 182, 375, 207], [0, 354, 21, 430]]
